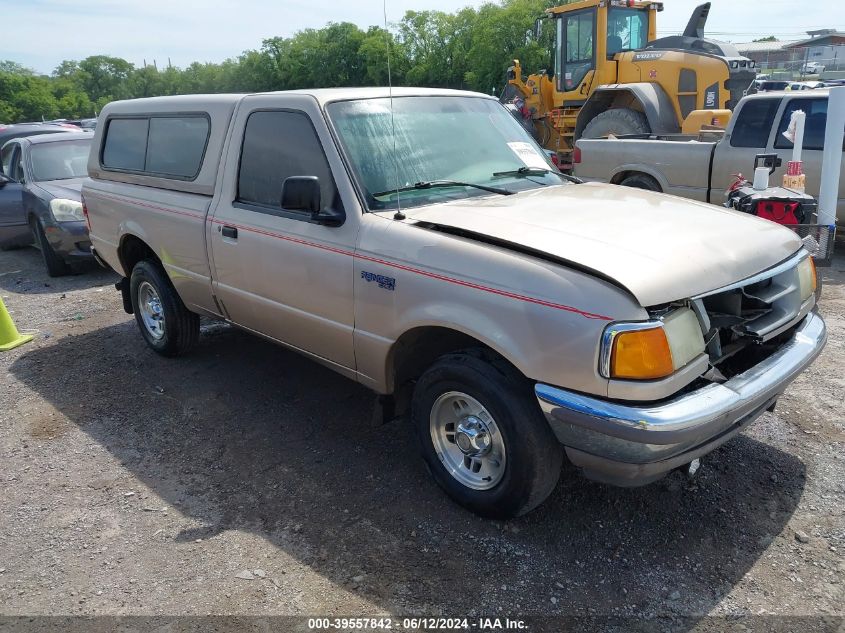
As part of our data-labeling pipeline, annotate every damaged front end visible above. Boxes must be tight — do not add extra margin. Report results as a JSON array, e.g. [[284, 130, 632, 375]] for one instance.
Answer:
[[690, 251, 816, 384], [534, 250, 824, 486]]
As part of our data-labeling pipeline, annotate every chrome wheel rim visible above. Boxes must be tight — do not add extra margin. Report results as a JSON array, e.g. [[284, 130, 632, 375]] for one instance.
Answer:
[[138, 281, 165, 341], [429, 391, 506, 490]]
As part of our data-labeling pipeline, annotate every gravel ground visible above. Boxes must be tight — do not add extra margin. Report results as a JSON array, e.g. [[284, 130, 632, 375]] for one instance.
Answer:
[[0, 245, 843, 628]]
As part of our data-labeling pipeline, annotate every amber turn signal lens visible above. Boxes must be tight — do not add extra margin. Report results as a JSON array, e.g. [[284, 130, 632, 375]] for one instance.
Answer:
[[610, 327, 674, 380]]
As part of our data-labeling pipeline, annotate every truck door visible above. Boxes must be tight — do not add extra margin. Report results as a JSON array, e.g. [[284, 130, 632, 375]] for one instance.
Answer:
[[710, 97, 782, 201], [208, 95, 358, 370], [769, 96, 845, 221]]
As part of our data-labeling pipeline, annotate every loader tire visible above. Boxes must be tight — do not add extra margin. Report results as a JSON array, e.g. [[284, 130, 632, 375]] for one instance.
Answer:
[[582, 108, 650, 139]]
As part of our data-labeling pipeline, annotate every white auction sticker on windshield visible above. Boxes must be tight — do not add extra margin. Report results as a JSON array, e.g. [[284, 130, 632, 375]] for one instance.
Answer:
[[507, 142, 549, 169]]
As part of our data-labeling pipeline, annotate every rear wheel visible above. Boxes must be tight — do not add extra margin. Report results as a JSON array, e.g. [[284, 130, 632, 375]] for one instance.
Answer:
[[619, 173, 661, 192], [582, 108, 650, 138], [130, 259, 199, 357], [30, 218, 71, 277], [412, 350, 563, 518]]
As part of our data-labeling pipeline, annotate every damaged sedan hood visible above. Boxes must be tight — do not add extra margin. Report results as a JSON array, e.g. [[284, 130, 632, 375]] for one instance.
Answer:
[[403, 182, 802, 307]]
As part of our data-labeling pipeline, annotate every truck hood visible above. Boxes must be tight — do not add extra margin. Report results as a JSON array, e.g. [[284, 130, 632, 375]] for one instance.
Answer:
[[35, 178, 84, 201], [403, 182, 802, 306]]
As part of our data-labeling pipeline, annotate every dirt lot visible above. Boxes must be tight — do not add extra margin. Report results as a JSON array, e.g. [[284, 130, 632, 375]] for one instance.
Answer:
[[0, 245, 843, 627]]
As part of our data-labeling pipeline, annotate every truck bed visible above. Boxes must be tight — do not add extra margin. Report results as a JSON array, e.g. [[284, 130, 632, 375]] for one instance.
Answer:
[[574, 136, 719, 204]]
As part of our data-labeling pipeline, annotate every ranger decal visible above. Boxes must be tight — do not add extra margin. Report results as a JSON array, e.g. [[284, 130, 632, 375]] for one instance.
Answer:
[[361, 270, 396, 291]]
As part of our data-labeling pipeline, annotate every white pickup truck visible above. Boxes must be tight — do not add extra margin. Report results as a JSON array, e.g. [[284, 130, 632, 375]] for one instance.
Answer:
[[574, 89, 845, 224], [82, 87, 825, 518]]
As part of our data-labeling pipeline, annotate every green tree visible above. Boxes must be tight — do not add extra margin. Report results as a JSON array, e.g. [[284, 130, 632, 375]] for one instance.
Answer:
[[0, 60, 35, 76], [56, 90, 94, 118], [464, 0, 550, 94], [0, 68, 61, 121], [1, 0, 564, 117], [359, 27, 405, 85], [77, 55, 135, 102]]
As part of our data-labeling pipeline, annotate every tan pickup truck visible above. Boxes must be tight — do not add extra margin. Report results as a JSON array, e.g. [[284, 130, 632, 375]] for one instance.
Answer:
[[82, 88, 826, 517]]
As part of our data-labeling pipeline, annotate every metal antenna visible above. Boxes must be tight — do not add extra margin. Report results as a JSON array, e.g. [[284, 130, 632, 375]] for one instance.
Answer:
[[383, 0, 405, 220]]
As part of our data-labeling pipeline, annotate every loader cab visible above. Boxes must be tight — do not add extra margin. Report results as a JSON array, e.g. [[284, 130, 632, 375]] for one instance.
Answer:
[[551, 0, 658, 96]]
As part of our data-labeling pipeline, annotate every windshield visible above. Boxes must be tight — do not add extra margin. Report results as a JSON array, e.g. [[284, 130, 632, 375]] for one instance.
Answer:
[[30, 139, 91, 182], [607, 7, 648, 53], [327, 96, 563, 211]]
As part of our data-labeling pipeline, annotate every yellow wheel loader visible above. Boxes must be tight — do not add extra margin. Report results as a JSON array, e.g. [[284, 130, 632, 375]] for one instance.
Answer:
[[502, 1, 757, 168]]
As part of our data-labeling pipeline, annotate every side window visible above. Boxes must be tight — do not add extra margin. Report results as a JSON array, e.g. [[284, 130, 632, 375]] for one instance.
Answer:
[[236, 110, 341, 216], [103, 118, 148, 171], [607, 8, 647, 55], [558, 9, 595, 92], [774, 98, 844, 152], [101, 115, 209, 179], [729, 98, 779, 148], [146, 117, 209, 178], [1, 143, 15, 176]]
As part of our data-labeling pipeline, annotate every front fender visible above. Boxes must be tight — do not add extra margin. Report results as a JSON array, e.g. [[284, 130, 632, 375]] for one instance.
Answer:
[[575, 83, 681, 140], [353, 216, 648, 398]]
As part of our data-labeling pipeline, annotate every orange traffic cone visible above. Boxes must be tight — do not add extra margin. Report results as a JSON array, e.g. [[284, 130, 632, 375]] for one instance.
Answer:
[[0, 297, 33, 351]]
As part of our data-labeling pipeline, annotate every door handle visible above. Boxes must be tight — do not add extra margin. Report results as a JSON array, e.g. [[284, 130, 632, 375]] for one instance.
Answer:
[[221, 225, 238, 239]]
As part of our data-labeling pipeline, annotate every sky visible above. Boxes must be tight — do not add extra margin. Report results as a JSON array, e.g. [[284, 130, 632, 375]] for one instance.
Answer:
[[0, 0, 839, 75]]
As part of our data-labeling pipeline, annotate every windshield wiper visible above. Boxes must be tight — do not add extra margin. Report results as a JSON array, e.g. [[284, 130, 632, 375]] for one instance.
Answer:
[[492, 166, 583, 184], [372, 180, 514, 199]]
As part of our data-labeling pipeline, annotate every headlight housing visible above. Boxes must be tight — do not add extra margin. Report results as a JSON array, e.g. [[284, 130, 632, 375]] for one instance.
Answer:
[[49, 198, 84, 222], [601, 307, 705, 380], [797, 256, 817, 301]]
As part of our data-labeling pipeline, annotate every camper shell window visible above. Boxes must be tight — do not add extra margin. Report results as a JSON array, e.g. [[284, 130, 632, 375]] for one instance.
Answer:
[[101, 114, 210, 180]]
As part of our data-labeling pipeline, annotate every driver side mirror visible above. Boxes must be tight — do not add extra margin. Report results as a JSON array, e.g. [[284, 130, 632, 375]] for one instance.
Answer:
[[282, 176, 321, 214], [281, 176, 344, 227]]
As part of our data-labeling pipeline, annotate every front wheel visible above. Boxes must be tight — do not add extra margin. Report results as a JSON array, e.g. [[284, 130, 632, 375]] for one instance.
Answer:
[[130, 260, 199, 357], [581, 108, 650, 139], [412, 350, 563, 518]]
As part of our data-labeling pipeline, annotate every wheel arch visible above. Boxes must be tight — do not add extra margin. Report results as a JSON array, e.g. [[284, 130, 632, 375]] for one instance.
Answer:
[[575, 83, 681, 141], [609, 165, 668, 191], [117, 233, 161, 278], [385, 325, 523, 413]]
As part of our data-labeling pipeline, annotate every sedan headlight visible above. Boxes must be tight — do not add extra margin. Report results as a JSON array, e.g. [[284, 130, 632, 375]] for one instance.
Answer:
[[49, 198, 84, 222], [601, 308, 705, 380], [797, 256, 817, 301]]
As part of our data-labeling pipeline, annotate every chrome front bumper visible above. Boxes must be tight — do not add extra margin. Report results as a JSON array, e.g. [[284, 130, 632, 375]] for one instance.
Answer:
[[536, 310, 827, 486]]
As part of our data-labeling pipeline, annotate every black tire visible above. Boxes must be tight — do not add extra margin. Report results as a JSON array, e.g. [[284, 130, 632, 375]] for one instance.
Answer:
[[582, 108, 650, 139], [129, 259, 199, 357], [619, 173, 661, 192], [412, 350, 563, 518], [30, 218, 71, 277]]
